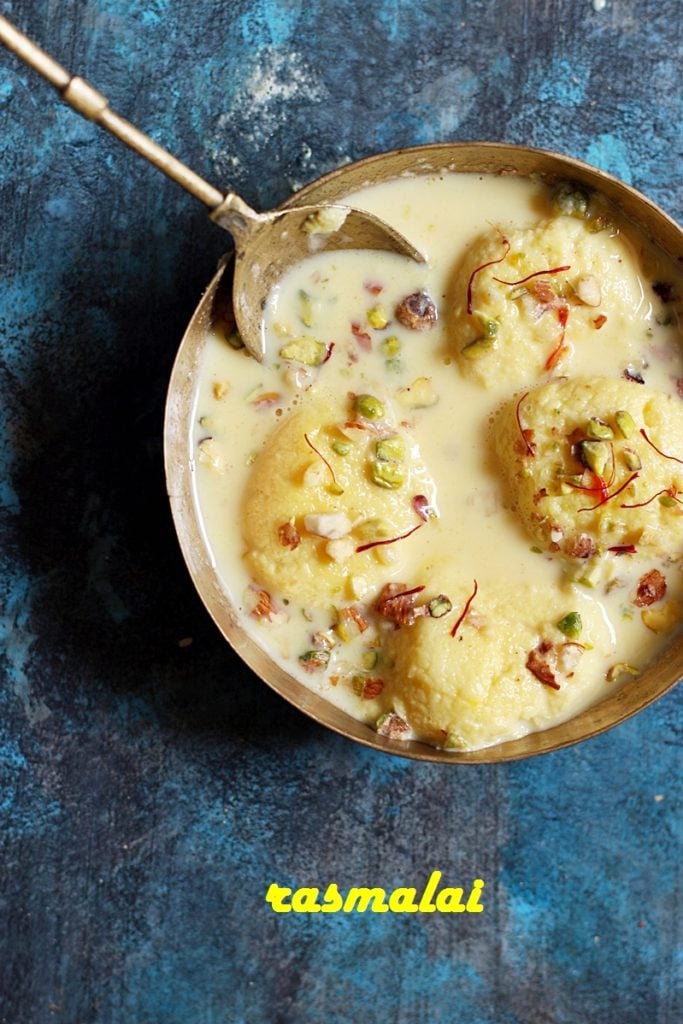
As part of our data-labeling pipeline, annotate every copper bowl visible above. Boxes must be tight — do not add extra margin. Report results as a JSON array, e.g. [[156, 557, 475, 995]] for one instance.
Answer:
[[164, 142, 683, 762]]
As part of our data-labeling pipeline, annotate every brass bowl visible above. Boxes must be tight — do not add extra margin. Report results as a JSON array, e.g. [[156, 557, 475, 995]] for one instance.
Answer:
[[164, 142, 683, 763]]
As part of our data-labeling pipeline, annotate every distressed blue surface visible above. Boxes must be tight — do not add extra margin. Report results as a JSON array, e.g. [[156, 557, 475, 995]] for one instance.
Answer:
[[0, 1, 681, 1021]]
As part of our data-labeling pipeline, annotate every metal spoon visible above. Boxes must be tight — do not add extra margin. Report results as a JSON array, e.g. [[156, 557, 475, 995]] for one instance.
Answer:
[[0, 15, 424, 362]]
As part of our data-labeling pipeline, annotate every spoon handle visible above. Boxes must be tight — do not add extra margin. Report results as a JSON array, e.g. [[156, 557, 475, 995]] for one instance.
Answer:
[[0, 15, 226, 211]]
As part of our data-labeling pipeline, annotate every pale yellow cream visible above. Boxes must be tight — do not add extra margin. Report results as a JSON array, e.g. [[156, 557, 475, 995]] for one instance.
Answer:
[[191, 172, 683, 750]]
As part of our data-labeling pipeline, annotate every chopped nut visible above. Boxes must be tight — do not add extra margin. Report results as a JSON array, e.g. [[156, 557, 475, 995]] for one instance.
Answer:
[[376, 582, 423, 627], [606, 662, 640, 683], [362, 649, 380, 670], [526, 641, 560, 689], [557, 611, 582, 639], [586, 417, 614, 440], [302, 207, 348, 235], [428, 595, 453, 618], [641, 598, 681, 633], [381, 335, 401, 357], [395, 290, 438, 330], [633, 569, 667, 607], [552, 182, 590, 218], [311, 629, 337, 651], [376, 436, 405, 462], [555, 642, 584, 676], [303, 461, 327, 487], [622, 447, 642, 471], [299, 649, 331, 672], [367, 304, 389, 329], [277, 521, 300, 549], [197, 437, 227, 473], [575, 274, 602, 307], [462, 337, 497, 359], [563, 533, 596, 559], [326, 537, 355, 563], [355, 393, 385, 419], [577, 439, 609, 476], [212, 380, 231, 400], [376, 712, 409, 739], [335, 605, 369, 642], [615, 410, 636, 439], [298, 290, 315, 327], [304, 513, 353, 540], [371, 460, 405, 489], [395, 376, 438, 409], [248, 588, 275, 620], [279, 337, 328, 366], [526, 638, 585, 689], [353, 676, 384, 699]]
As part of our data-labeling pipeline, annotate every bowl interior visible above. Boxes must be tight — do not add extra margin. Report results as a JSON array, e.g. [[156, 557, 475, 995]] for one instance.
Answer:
[[164, 142, 683, 763]]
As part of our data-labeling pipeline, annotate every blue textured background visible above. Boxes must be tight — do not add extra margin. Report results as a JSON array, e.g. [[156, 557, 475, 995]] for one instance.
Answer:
[[0, 1, 681, 1021]]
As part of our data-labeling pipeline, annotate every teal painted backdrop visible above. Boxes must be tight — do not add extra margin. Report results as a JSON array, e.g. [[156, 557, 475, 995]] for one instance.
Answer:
[[0, 1, 681, 1021]]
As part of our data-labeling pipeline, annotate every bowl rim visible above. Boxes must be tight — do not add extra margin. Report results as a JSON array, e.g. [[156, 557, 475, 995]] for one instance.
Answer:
[[164, 140, 683, 764]]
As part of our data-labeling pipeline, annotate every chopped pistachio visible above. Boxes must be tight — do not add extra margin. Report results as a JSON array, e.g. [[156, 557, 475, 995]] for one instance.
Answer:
[[351, 674, 367, 696], [660, 494, 679, 508], [299, 649, 330, 671], [473, 311, 499, 338], [615, 410, 636, 439], [298, 290, 315, 327], [622, 447, 642, 471], [508, 286, 528, 301], [385, 357, 403, 373], [462, 337, 497, 359], [586, 417, 614, 441], [578, 439, 609, 477], [381, 335, 401, 357], [371, 460, 406, 489], [331, 440, 351, 456], [356, 517, 392, 540], [557, 611, 582, 639], [367, 304, 389, 329], [279, 336, 327, 366], [362, 649, 380, 670], [428, 595, 453, 618], [355, 393, 385, 419], [575, 556, 603, 588], [552, 182, 590, 219], [376, 436, 405, 462]]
